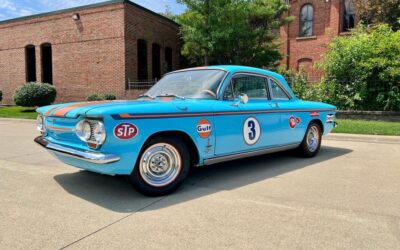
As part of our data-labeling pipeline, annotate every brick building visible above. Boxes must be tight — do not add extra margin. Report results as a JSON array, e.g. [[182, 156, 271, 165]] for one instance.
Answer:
[[280, 0, 356, 81], [0, 0, 180, 104]]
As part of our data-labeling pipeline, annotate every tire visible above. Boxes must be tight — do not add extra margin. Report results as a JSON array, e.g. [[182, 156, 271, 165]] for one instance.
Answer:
[[298, 122, 322, 158], [129, 136, 190, 196]]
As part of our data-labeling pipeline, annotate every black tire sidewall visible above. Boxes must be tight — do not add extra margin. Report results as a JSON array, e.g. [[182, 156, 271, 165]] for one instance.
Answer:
[[129, 136, 190, 196]]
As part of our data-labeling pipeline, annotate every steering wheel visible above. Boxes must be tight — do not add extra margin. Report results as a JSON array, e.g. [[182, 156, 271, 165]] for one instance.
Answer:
[[200, 89, 217, 98]]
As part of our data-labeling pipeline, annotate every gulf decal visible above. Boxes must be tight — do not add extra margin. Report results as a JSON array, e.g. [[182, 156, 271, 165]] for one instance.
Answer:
[[289, 116, 301, 129], [196, 119, 212, 138], [52, 101, 111, 117], [114, 123, 138, 139], [310, 112, 320, 117]]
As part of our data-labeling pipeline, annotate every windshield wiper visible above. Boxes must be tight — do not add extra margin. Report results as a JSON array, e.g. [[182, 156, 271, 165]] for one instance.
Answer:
[[138, 94, 154, 99], [155, 93, 185, 100]]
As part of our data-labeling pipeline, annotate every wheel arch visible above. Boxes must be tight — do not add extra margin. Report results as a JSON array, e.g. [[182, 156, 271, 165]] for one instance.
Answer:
[[309, 119, 324, 134], [143, 130, 200, 166]]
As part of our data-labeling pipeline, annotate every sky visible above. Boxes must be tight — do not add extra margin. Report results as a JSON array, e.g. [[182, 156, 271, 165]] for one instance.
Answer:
[[0, 0, 186, 21]]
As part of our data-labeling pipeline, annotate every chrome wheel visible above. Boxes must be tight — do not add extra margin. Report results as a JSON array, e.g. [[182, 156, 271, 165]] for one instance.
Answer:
[[306, 125, 320, 152], [139, 143, 182, 187]]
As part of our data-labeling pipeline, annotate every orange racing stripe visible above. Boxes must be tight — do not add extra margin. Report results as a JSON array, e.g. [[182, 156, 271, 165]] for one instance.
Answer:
[[52, 101, 111, 117]]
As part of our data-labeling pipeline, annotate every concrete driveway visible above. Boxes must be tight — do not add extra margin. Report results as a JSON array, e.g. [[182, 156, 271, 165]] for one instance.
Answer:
[[0, 119, 399, 250]]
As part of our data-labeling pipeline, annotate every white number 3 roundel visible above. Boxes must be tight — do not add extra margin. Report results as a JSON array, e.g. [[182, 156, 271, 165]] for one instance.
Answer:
[[243, 117, 261, 145]]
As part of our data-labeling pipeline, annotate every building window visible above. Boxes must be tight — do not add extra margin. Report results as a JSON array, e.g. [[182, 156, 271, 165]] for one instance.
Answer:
[[152, 43, 161, 79], [165, 47, 173, 73], [300, 4, 314, 37], [25, 45, 36, 82], [342, 0, 356, 32], [137, 39, 148, 80], [41, 43, 53, 84]]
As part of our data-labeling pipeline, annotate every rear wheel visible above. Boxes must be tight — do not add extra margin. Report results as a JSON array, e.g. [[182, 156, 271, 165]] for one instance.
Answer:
[[129, 137, 190, 196], [298, 122, 322, 157]]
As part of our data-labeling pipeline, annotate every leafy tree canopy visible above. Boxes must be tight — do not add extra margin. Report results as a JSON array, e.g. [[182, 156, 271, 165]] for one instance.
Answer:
[[353, 0, 400, 31], [176, 0, 293, 68]]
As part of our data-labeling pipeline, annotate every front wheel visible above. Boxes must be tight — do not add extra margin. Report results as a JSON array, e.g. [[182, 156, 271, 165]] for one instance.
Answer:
[[298, 122, 322, 158], [129, 137, 190, 196]]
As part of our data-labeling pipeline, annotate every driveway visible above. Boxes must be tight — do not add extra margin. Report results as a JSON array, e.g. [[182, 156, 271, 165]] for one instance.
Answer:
[[0, 119, 399, 249]]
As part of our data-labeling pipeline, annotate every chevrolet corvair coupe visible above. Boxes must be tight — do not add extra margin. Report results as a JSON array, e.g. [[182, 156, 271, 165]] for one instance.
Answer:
[[35, 66, 336, 196]]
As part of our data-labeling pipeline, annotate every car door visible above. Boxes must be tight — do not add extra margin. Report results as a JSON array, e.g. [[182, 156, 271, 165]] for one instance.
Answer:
[[267, 77, 305, 145], [214, 73, 282, 156]]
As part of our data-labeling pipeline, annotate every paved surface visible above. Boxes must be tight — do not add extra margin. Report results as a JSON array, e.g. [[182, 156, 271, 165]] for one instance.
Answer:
[[0, 119, 400, 250]]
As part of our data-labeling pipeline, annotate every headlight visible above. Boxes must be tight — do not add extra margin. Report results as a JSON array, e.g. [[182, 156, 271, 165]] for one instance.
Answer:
[[76, 120, 92, 141], [92, 121, 106, 145], [75, 120, 106, 147], [36, 115, 45, 133]]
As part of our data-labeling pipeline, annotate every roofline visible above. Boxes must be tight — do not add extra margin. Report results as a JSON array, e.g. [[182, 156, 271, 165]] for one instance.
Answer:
[[0, 0, 179, 27]]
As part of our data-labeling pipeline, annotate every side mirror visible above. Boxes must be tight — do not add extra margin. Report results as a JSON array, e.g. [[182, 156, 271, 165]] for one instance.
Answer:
[[239, 93, 249, 104], [231, 93, 248, 107]]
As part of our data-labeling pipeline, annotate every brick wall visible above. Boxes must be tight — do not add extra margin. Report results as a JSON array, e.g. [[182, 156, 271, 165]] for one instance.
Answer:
[[0, 1, 180, 104], [280, 0, 345, 80]]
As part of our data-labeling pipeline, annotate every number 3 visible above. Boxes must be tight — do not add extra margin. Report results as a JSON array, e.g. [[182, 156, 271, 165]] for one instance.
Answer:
[[248, 120, 256, 140], [243, 117, 261, 145]]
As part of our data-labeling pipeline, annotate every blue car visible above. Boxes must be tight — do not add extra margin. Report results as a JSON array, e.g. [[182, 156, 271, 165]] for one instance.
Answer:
[[35, 65, 336, 196]]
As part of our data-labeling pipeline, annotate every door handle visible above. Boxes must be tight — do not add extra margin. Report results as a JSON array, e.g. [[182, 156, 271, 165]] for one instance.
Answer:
[[269, 102, 279, 108]]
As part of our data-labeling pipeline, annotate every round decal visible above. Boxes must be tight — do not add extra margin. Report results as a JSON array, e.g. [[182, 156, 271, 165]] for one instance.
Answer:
[[289, 116, 301, 129], [243, 117, 261, 145], [196, 119, 212, 138], [114, 123, 138, 139]]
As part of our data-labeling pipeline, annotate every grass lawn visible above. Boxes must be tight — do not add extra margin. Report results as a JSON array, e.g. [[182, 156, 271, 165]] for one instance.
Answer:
[[333, 119, 400, 136], [0, 106, 37, 119]]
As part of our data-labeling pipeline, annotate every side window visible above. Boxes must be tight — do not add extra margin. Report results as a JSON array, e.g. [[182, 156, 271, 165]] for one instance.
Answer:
[[232, 75, 268, 98], [269, 79, 289, 100]]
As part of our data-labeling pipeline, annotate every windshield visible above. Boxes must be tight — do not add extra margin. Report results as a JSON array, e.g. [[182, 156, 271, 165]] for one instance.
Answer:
[[144, 69, 227, 99]]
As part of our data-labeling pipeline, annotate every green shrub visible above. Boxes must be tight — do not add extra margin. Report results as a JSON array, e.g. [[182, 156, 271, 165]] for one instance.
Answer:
[[103, 93, 116, 100], [86, 93, 117, 101], [278, 68, 321, 102], [13, 82, 57, 107], [0, 89, 2, 103], [86, 94, 104, 101], [320, 24, 400, 111]]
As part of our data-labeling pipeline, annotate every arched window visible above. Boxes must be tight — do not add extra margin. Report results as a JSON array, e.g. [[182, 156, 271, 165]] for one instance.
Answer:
[[297, 58, 313, 75], [300, 4, 314, 37], [342, 0, 356, 32], [137, 39, 148, 80], [41, 43, 53, 84], [25, 45, 36, 82], [152, 43, 161, 79]]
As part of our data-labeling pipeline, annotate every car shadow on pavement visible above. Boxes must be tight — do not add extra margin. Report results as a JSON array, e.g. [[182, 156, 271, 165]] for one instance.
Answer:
[[53, 146, 352, 212]]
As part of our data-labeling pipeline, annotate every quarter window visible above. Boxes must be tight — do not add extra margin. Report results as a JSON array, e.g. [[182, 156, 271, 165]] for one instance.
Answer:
[[269, 79, 289, 100], [300, 4, 314, 37], [231, 75, 268, 99]]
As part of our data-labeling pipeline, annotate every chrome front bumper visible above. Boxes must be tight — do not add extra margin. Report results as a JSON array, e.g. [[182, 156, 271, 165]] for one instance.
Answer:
[[34, 136, 120, 164]]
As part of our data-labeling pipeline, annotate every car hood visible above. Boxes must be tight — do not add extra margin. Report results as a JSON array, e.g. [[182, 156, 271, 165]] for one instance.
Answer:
[[37, 99, 216, 118]]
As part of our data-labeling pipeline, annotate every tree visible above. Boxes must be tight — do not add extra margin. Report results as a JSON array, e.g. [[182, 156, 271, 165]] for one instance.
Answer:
[[320, 24, 400, 111], [176, 0, 293, 67], [159, 5, 177, 21], [352, 0, 400, 30]]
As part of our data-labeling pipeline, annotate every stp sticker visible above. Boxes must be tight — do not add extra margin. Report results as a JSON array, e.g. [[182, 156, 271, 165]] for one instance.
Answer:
[[196, 119, 212, 138], [289, 116, 301, 129], [114, 123, 138, 139]]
